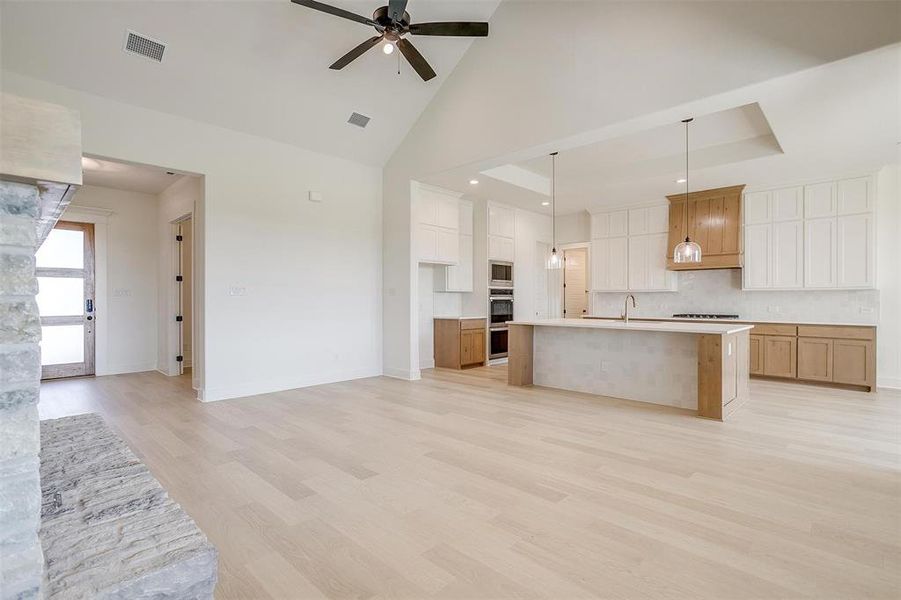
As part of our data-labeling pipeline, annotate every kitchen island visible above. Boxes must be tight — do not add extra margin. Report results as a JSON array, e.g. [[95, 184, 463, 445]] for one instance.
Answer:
[[507, 318, 754, 420]]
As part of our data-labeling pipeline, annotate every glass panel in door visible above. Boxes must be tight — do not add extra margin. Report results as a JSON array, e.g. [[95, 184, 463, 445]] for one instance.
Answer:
[[37, 221, 95, 379]]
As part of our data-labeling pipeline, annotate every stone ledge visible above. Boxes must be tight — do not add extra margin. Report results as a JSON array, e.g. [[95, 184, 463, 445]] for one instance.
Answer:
[[39, 413, 217, 600]]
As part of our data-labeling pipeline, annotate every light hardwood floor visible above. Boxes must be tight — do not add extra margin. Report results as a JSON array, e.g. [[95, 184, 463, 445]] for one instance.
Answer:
[[40, 367, 901, 599]]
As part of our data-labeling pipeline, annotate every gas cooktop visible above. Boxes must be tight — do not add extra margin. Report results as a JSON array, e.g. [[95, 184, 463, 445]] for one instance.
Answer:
[[672, 313, 740, 319]]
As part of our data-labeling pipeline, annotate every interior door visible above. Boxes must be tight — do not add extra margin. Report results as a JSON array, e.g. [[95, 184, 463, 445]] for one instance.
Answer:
[[563, 248, 588, 318], [36, 221, 95, 379]]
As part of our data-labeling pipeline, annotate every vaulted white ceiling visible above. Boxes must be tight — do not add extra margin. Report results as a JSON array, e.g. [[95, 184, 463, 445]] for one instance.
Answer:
[[0, 0, 499, 166]]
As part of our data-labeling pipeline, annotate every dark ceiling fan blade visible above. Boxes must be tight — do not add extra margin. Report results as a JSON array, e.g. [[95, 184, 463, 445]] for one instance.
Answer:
[[409, 22, 489, 37], [291, 0, 377, 27], [387, 0, 408, 22], [329, 36, 383, 70], [397, 38, 436, 81]]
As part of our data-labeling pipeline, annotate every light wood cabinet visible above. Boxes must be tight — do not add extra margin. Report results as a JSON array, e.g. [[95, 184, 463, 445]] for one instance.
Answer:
[[832, 339, 874, 387], [797, 338, 833, 381], [434, 318, 486, 369], [763, 335, 797, 379], [749, 323, 876, 391], [749, 334, 764, 375], [666, 185, 744, 270]]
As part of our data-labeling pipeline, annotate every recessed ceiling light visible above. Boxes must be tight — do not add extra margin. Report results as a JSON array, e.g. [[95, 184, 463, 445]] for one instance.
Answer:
[[676, 178, 687, 184], [469, 179, 479, 185], [541, 201, 550, 206]]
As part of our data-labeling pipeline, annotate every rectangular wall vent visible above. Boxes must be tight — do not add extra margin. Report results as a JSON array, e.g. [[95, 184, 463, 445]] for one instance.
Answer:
[[347, 112, 371, 128], [123, 30, 166, 62]]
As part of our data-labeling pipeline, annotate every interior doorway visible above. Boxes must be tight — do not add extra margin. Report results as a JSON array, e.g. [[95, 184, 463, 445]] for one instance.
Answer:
[[37, 221, 96, 379], [175, 217, 193, 375], [563, 246, 589, 318]]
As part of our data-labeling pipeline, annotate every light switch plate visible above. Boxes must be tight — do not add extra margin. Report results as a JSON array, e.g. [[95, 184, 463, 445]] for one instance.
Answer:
[[308, 191, 323, 203]]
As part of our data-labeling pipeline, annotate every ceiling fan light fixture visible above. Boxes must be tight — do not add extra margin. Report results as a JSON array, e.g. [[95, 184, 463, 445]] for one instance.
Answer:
[[382, 41, 394, 54]]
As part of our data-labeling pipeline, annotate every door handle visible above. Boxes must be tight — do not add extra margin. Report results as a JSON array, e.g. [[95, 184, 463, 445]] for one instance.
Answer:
[[85, 299, 93, 313]]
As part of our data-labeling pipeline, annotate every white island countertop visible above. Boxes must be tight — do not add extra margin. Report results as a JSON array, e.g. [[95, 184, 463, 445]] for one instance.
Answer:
[[507, 318, 754, 336]]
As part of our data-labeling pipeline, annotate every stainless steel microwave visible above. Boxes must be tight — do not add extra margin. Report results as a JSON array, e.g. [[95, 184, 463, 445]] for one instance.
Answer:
[[489, 261, 513, 287]]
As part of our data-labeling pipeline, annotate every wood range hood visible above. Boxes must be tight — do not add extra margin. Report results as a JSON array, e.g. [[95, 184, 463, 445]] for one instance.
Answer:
[[666, 184, 744, 271]]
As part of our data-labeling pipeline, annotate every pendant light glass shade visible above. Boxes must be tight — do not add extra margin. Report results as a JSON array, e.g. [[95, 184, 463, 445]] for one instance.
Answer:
[[546, 248, 563, 270], [546, 152, 563, 270], [673, 118, 702, 264], [673, 236, 702, 263]]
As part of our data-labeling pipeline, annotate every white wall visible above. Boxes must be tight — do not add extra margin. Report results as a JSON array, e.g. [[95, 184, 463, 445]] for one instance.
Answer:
[[556, 211, 590, 245], [4, 70, 383, 401], [66, 185, 159, 375], [876, 163, 901, 388]]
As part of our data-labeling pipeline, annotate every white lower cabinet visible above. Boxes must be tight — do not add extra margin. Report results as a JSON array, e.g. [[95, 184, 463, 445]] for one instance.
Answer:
[[591, 237, 628, 291]]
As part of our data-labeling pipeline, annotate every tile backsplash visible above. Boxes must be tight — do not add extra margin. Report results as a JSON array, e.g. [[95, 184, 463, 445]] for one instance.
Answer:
[[592, 269, 879, 324]]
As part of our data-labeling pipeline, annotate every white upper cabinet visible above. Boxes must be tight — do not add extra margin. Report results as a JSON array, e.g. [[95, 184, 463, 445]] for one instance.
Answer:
[[591, 237, 628, 292], [804, 182, 836, 218], [415, 184, 461, 265], [836, 213, 874, 288], [744, 175, 874, 291], [804, 218, 836, 288], [437, 200, 474, 292], [744, 191, 771, 225], [488, 204, 515, 238], [591, 210, 628, 238], [488, 235, 514, 262], [628, 205, 668, 235], [743, 223, 771, 289], [592, 206, 672, 292], [837, 176, 874, 215], [772, 187, 803, 221], [771, 220, 803, 288]]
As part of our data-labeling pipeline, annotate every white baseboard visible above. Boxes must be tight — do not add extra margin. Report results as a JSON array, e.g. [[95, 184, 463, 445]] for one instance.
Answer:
[[96, 362, 158, 376], [382, 366, 421, 381], [877, 376, 901, 390], [198, 366, 382, 402]]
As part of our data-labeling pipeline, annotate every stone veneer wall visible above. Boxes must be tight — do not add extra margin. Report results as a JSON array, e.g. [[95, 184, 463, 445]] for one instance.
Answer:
[[593, 268, 879, 324], [0, 181, 44, 599]]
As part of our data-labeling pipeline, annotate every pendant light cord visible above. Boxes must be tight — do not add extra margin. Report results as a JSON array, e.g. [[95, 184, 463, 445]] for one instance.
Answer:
[[682, 118, 693, 243], [551, 151, 558, 252]]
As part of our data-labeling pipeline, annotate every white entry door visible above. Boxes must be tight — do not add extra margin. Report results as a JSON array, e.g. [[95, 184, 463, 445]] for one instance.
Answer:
[[563, 247, 588, 318], [36, 221, 95, 379]]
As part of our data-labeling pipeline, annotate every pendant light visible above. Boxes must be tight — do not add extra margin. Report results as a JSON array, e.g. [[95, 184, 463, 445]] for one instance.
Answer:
[[673, 117, 702, 264], [546, 151, 563, 270]]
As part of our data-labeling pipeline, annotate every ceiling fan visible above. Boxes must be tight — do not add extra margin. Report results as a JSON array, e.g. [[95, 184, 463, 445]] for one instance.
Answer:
[[291, 0, 489, 81]]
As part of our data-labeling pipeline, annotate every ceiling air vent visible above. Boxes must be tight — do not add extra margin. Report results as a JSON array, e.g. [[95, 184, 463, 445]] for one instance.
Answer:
[[123, 30, 166, 63], [347, 112, 371, 128]]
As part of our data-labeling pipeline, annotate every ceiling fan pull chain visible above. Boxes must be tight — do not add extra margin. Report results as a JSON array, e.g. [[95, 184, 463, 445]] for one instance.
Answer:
[[397, 50, 401, 75]]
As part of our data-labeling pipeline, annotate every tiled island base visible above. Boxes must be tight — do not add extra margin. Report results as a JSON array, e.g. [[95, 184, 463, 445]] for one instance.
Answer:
[[508, 319, 752, 420], [533, 327, 699, 409], [39, 413, 217, 599]]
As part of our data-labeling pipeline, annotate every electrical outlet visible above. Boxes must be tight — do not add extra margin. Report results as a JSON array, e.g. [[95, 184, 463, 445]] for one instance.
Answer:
[[600, 360, 609, 372], [768, 305, 782, 314], [113, 288, 132, 297], [227, 286, 246, 297], [859, 306, 874, 315]]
